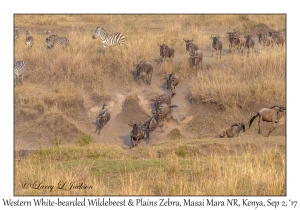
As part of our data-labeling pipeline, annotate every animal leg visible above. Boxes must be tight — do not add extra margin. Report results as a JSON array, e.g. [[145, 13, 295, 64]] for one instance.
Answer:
[[211, 49, 214, 57], [267, 122, 277, 137], [258, 116, 262, 134]]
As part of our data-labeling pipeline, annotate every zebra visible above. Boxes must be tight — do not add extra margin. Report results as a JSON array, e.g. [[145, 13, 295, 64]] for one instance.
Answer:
[[25, 31, 33, 48], [14, 58, 26, 86], [92, 26, 125, 52], [14, 28, 19, 41], [45, 30, 69, 49]]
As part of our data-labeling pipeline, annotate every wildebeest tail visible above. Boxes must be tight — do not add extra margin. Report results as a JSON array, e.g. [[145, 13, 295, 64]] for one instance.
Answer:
[[248, 113, 259, 128]]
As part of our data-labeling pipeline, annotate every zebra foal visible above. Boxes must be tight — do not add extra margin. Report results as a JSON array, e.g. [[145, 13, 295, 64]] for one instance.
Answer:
[[14, 58, 26, 86], [92, 26, 125, 53], [45, 30, 70, 49]]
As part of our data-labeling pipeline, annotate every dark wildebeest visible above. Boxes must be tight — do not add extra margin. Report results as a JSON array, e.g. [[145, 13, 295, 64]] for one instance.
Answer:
[[93, 105, 111, 135], [219, 123, 246, 138], [152, 103, 178, 132], [248, 106, 286, 137], [227, 32, 235, 51], [158, 43, 175, 63], [257, 33, 274, 47], [211, 35, 222, 59], [141, 116, 158, 143], [166, 73, 179, 97], [183, 39, 199, 53], [245, 35, 255, 54], [189, 49, 203, 69], [152, 93, 172, 112], [135, 61, 153, 85], [269, 31, 285, 47], [128, 121, 144, 148]]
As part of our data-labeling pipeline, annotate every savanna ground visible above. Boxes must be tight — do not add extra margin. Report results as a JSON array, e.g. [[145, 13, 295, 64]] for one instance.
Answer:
[[14, 14, 286, 195]]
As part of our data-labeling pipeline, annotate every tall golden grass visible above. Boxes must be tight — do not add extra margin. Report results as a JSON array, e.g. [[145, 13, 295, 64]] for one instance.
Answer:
[[15, 137, 285, 196]]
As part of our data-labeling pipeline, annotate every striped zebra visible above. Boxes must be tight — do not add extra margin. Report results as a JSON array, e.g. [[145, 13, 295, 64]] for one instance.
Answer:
[[14, 28, 19, 41], [25, 31, 34, 48], [45, 30, 69, 49], [92, 26, 125, 52], [14, 58, 26, 86]]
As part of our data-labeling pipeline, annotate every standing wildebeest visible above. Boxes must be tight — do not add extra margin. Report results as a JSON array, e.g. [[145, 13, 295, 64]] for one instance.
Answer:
[[257, 33, 274, 47], [25, 31, 34, 48], [269, 31, 285, 47], [166, 73, 179, 97], [152, 103, 178, 132], [211, 35, 222, 59], [158, 43, 175, 63], [93, 105, 111, 135], [141, 116, 158, 143], [220, 123, 246, 138], [245, 35, 255, 54], [231, 33, 246, 54], [135, 61, 153, 85], [183, 39, 199, 53], [128, 121, 144, 149], [248, 106, 286, 137], [189, 49, 203, 69], [227, 32, 235, 51], [152, 93, 172, 112]]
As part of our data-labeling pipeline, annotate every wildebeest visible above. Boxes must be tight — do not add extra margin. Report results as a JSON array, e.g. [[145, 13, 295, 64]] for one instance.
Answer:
[[14, 59, 26, 86], [183, 39, 199, 53], [211, 35, 222, 59], [152, 93, 172, 112], [14, 28, 19, 41], [219, 123, 246, 138], [128, 121, 144, 148], [141, 116, 158, 143], [245, 35, 255, 54], [152, 103, 178, 132], [248, 106, 286, 137], [189, 49, 203, 69], [257, 33, 274, 47], [227, 32, 235, 51], [93, 105, 111, 135], [166, 73, 179, 97], [231, 33, 246, 54], [135, 61, 153, 85], [158, 43, 175, 63], [269, 31, 285, 47]]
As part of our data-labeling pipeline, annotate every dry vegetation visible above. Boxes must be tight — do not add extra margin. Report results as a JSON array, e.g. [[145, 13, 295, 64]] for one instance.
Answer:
[[14, 14, 286, 196]]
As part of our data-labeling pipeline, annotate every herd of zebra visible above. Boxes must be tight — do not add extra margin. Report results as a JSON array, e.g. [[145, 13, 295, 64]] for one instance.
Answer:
[[14, 26, 286, 147]]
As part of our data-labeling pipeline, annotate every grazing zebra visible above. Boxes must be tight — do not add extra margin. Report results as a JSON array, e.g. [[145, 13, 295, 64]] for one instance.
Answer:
[[45, 30, 69, 49], [14, 28, 19, 41], [92, 26, 125, 52], [25, 31, 33, 48], [14, 59, 26, 86]]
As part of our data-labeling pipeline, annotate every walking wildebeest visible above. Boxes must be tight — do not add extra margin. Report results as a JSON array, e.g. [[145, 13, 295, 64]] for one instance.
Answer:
[[189, 49, 203, 69], [227, 32, 235, 51], [158, 43, 175, 63], [248, 106, 286, 137], [135, 61, 153, 85], [183, 39, 199, 53], [152, 103, 178, 132], [269, 31, 285, 47], [128, 121, 144, 148], [219, 123, 246, 138], [246, 35, 255, 54], [152, 93, 172, 112], [93, 105, 111, 135], [141, 116, 158, 143], [166, 73, 179, 97], [257, 33, 274, 47], [211, 35, 222, 59]]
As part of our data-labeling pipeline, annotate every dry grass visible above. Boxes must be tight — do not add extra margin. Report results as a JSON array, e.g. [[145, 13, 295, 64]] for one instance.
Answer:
[[14, 136, 285, 196]]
